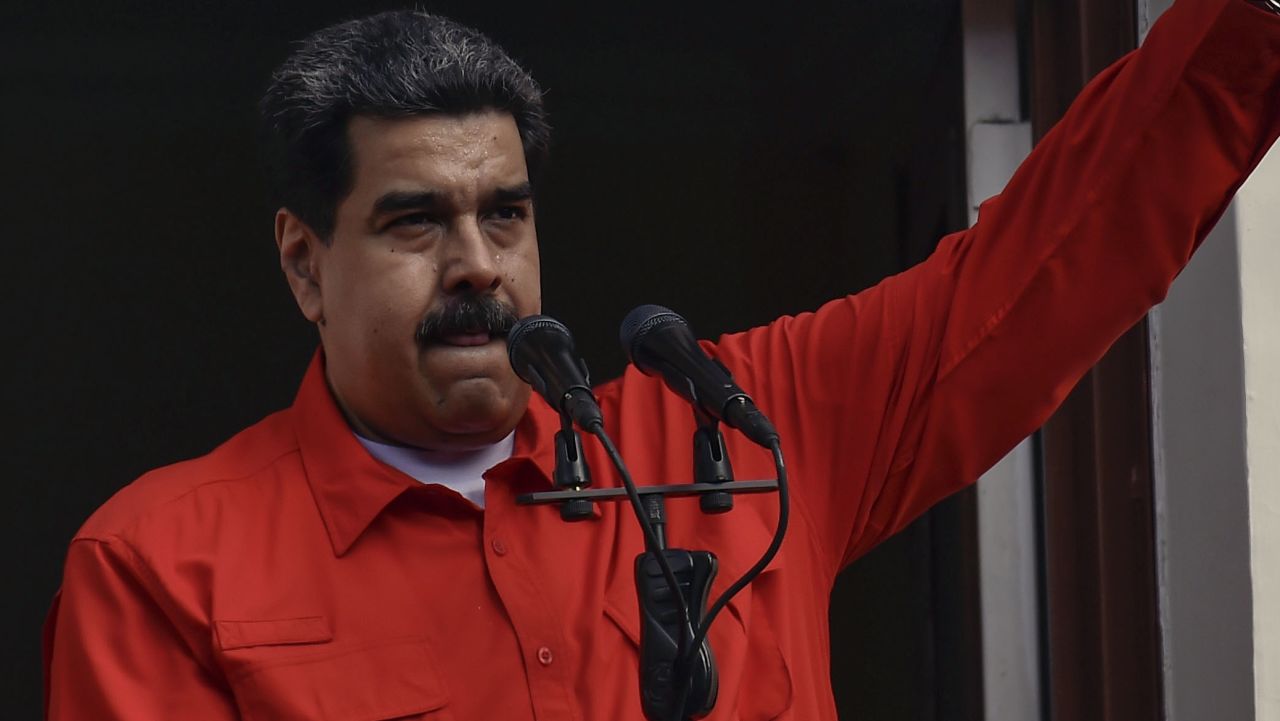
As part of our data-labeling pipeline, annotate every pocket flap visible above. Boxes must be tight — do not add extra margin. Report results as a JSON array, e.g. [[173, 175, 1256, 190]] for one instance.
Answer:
[[232, 639, 448, 721], [215, 616, 333, 650]]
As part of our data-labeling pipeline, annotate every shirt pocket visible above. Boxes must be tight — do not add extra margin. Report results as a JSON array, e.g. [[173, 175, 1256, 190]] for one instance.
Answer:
[[222, 631, 452, 721], [603, 512, 793, 721]]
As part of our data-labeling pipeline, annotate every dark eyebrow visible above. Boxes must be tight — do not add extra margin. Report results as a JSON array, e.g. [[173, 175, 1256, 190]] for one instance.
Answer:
[[372, 183, 532, 217], [493, 182, 534, 204], [372, 190, 440, 217]]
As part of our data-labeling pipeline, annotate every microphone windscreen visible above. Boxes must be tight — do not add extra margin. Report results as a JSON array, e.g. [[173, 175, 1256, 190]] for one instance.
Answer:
[[619, 304, 687, 363], [507, 315, 570, 385]]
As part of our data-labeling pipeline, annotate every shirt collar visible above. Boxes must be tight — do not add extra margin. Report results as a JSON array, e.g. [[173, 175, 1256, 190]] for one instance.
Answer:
[[291, 350, 558, 556]]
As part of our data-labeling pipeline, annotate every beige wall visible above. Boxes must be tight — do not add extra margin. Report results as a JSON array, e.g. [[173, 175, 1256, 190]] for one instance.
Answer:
[[1236, 147, 1280, 720], [1143, 1, 1280, 720], [961, 1, 1042, 719]]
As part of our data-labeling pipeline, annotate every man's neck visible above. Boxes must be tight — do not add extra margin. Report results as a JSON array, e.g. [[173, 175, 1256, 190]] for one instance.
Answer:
[[353, 432, 516, 508]]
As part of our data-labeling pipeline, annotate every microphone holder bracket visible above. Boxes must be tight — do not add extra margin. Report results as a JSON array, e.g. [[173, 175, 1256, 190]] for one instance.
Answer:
[[691, 410, 734, 514], [552, 413, 597, 521], [516, 479, 777, 507]]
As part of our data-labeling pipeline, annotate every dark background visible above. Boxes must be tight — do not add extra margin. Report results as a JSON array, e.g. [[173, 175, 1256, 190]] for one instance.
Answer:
[[3, 1, 974, 717]]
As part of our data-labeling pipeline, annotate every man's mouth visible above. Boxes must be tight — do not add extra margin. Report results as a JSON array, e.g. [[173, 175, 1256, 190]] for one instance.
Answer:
[[438, 331, 497, 347]]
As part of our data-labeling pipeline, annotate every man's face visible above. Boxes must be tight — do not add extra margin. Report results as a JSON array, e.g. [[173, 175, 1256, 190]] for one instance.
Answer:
[[277, 111, 541, 450]]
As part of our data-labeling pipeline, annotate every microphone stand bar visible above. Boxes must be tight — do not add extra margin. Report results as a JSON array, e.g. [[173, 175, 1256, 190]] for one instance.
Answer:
[[515, 479, 778, 506]]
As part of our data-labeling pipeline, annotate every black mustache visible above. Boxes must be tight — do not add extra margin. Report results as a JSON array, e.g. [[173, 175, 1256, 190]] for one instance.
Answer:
[[415, 295, 520, 346]]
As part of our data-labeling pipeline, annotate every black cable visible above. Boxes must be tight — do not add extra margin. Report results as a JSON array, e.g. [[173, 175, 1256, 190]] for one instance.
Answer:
[[589, 426, 694, 647], [592, 428, 788, 721], [680, 439, 790, 691]]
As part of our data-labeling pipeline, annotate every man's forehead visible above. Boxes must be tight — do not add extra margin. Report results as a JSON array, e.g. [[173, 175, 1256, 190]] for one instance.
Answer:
[[345, 111, 528, 193], [348, 112, 522, 160]]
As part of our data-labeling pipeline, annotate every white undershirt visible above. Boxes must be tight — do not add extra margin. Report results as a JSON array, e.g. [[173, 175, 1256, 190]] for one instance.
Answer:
[[354, 432, 516, 508]]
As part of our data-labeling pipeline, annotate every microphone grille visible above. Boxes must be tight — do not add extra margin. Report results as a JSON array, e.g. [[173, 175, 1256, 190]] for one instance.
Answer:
[[619, 304, 687, 362], [507, 314, 571, 365]]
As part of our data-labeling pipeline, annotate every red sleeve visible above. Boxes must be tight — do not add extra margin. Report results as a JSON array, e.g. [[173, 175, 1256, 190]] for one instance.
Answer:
[[44, 538, 239, 720], [711, 0, 1280, 574]]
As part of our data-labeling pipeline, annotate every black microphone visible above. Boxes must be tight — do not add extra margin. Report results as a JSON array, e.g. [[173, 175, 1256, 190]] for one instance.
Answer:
[[507, 315, 605, 431], [620, 305, 779, 447]]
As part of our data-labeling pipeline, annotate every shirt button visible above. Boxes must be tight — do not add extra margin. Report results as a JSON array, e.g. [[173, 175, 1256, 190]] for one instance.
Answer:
[[491, 538, 508, 556], [537, 646, 554, 666]]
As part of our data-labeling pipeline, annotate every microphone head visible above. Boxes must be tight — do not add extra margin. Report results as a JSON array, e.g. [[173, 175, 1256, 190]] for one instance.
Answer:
[[507, 314, 573, 385], [619, 304, 689, 364]]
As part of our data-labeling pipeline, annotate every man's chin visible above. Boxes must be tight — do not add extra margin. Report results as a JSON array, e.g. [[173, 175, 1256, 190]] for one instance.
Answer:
[[421, 380, 530, 449]]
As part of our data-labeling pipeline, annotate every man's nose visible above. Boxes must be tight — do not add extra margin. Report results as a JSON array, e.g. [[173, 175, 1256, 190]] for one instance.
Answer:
[[440, 216, 501, 294]]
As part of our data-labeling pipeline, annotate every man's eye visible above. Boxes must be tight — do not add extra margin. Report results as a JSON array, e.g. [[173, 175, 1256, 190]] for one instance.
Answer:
[[490, 206, 528, 221], [387, 212, 438, 230]]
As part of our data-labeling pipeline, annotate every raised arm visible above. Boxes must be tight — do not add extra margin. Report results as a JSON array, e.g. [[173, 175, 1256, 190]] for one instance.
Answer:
[[712, 0, 1280, 576]]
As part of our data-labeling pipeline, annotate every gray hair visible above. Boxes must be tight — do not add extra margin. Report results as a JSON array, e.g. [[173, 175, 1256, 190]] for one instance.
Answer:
[[259, 11, 550, 239]]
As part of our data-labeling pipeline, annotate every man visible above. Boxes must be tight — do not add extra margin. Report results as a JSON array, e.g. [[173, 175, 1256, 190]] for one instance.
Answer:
[[43, 1, 1280, 719]]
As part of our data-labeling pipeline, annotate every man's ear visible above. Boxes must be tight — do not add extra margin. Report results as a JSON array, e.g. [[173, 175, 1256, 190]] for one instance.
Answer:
[[275, 208, 326, 325]]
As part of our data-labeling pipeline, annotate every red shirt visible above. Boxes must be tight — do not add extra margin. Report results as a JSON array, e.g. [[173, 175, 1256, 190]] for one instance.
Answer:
[[44, 1, 1280, 719]]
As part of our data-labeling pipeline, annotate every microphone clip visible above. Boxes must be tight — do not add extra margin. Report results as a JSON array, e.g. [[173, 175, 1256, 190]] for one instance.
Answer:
[[553, 412, 597, 522], [691, 409, 735, 514]]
